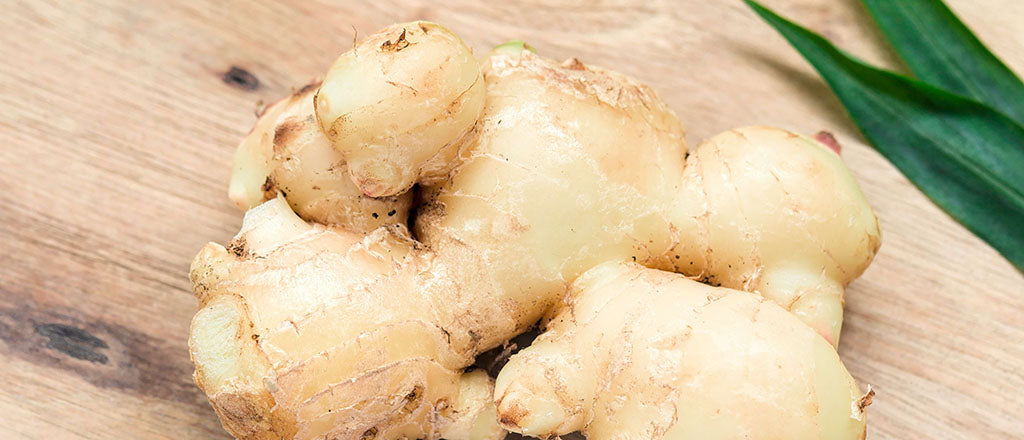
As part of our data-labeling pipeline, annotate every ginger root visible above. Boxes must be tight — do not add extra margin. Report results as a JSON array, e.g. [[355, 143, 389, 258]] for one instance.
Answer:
[[189, 20, 881, 440], [227, 83, 411, 232], [315, 21, 485, 197], [417, 48, 880, 347], [494, 262, 869, 439], [191, 197, 507, 440]]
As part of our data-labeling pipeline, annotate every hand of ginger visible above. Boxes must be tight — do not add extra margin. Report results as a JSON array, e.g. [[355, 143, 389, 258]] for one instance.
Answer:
[[190, 198, 506, 440], [189, 20, 881, 440]]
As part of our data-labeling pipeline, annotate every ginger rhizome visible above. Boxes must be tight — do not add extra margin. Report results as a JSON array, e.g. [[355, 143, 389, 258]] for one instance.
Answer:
[[494, 262, 870, 439], [189, 20, 880, 440]]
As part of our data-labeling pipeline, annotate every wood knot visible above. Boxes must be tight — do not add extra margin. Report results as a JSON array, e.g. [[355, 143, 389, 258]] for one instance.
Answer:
[[35, 323, 109, 364], [222, 66, 260, 91]]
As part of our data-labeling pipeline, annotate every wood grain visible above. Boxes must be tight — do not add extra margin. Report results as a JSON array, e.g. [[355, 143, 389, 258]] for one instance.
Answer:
[[1, 0, 1021, 438]]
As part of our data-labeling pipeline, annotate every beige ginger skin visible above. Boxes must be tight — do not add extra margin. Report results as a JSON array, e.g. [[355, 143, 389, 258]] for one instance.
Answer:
[[189, 21, 880, 440], [190, 198, 506, 440], [227, 83, 412, 233], [494, 262, 870, 439], [417, 47, 880, 347], [315, 21, 486, 197]]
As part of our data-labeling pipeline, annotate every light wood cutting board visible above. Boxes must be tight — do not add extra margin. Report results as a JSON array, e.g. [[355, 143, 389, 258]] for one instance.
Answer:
[[1, 0, 1021, 438]]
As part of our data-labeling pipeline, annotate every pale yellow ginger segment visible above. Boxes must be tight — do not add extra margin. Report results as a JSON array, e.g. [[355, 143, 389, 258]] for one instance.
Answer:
[[669, 126, 882, 345], [440, 370, 508, 440], [315, 21, 485, 197], [292, 359, 458, 438], [228, 101, 278, 210], [294, 365, 501, 440], [268, 321, 460, 408], [227, 83, 411, 232], [416, 48, 688, 328], [416, 49, 878, 345], [188, 198, 504, 440], [190, 296, 264, 394], [494, 262, 869, 440], [188, 289, 297, 440]]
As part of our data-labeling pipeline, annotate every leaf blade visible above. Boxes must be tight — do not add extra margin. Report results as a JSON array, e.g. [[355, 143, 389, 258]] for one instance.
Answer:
[[860, 0, 1024, 125], [744, 0, 1024, 271]]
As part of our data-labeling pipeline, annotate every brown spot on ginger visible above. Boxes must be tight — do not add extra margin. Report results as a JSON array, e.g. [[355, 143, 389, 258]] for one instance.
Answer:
[[227, 237, 248, 258], [497, 402, 528, 428], [857, 386, 875, 413], [273, 119, 303, 153], [261, 176, 277, 200], [563, 57, 585, 70], [381, 29, 410, 51]]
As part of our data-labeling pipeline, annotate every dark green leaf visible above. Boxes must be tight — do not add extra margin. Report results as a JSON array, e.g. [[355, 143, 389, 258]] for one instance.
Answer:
[[861, 0, 1024, 125], [744, 0, 1024, 271]]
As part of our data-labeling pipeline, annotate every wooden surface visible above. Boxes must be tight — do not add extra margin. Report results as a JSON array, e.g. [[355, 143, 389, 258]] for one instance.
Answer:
[[2, 0, 1021, 438]]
